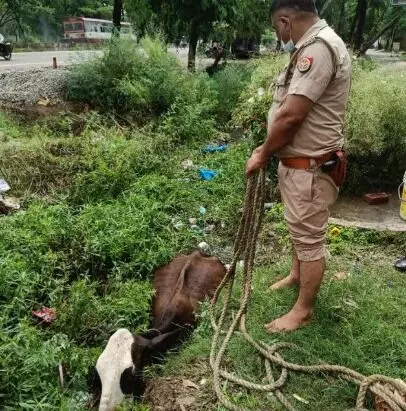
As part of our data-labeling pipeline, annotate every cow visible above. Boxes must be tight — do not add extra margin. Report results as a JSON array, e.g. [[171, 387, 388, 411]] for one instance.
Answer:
[[88, 250, 227, 411]]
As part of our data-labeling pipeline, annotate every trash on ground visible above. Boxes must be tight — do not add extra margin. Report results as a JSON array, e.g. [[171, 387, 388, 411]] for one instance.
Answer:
[[181, 159, 196, 170], [334, 272, 349, 281], [0, 178, 11, 193], [199, 206, 207, 215], [394, 256, 406, 272], [203, 144, 228, 153], [189, 217, 197, 226], [329, 227, 341, 237], [0, 195, 20, 215], [190, 225, 202, 233], [343, 298, 360, 309], [258, 87, 265, 97], [204, 224, 215, 233], [37, 97, 55, 107], [264, 203, 275, 210], [182, 379, 199, 390], [172, 219, 185, 231], [363, 192, 390, 205], [32, 307, 56, 324], [198, 168, 218, 181], [292, 394, 309, 405]]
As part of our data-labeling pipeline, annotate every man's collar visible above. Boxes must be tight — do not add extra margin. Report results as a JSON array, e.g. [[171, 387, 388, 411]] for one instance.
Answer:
[[294, 19, 329, 50]]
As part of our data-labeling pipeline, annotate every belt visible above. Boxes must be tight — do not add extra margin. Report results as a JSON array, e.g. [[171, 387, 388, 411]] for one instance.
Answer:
[[280, 153, 335, 170]]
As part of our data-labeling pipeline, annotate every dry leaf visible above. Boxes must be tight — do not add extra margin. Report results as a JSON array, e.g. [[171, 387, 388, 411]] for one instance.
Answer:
[[293, 394, 309, 404], [334, 272, 349, 281], [182, 379, 199, 390]]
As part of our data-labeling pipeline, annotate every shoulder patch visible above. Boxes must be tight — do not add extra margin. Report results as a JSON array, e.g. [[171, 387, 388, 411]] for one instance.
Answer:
[[297, 56, 313, 73]]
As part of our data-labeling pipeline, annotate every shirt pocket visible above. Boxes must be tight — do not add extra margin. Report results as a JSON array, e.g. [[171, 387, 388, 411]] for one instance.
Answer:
[[274, 70, 290, 106]]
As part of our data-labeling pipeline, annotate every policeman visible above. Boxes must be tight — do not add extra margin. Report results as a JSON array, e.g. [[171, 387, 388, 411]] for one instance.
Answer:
[[246, 0, 351, 332]]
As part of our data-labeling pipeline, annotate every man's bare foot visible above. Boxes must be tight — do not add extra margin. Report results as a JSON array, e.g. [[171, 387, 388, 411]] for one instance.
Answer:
[[265, 308, 313, 333], [269, 274, 299, 291]]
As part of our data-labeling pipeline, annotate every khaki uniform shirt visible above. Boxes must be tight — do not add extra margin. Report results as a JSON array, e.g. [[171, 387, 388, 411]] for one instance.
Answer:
[[268, 19, 351, 158]]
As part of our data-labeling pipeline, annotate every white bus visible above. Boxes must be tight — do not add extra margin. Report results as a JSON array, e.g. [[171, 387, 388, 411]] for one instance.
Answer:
[[63, 17, 134, 43]]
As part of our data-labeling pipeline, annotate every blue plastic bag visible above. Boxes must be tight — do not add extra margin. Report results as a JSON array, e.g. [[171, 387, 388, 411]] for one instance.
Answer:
[[203, 144, 228, 153], [198, 168, 218, 181]]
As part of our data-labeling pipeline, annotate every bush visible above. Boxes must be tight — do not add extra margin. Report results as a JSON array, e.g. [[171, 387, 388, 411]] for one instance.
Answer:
[[66, 37, 185, 118], [345, 68, 406, 191], [210, 64, 253, 124], [231, 54, 406, 193]]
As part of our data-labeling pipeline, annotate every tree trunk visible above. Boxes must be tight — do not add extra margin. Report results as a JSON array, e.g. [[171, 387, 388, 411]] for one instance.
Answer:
[[354, 0, 368, 51], [337, 0, 346, 40], [188, 20, 199, 72], [320, 0, 334, 17], [113, 0, 123, 36], [349, 0, 361, 44], [357, 14, 401, 56]]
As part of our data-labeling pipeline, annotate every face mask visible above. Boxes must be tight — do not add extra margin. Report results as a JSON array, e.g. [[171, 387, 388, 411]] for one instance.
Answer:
[[281, 39, 295, 53]]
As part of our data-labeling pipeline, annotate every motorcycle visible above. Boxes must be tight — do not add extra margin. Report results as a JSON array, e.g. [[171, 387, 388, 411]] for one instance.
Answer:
[[0, 34, 12, 61]]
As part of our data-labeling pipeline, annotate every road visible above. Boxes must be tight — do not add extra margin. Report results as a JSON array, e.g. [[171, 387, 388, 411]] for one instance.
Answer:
[[0, 50, 103, 72], [0, 48, 212, 72]]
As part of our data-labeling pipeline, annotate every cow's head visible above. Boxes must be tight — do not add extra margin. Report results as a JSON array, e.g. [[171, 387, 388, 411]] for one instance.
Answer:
[[88, 328, 180, 411]]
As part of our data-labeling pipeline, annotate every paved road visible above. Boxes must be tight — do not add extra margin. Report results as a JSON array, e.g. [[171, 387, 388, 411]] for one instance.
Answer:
[[0, 50, 104, 72], [0, 48, 212, 72]]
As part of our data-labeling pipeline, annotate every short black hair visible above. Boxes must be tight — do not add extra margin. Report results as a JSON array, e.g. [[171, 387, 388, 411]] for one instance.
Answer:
[[270, 0, 317, 14]]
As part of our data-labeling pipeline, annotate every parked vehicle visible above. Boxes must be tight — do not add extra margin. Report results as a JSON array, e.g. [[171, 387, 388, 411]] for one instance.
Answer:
[[0, 33, 12, 60], [231, 38, 259, 59], [63, 17, 134, 43]]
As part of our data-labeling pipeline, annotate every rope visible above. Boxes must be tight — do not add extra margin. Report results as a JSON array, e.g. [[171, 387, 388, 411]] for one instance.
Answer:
[[210, 169, 406, 411]]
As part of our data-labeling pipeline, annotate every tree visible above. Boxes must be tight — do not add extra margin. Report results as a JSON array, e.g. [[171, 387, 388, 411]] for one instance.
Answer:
[[317, 0, 406, 53], [125, 0, 271, 70], [113, 0, 123, 34]]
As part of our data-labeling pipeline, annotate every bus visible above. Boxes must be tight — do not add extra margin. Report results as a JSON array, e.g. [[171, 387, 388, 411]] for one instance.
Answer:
[[63, 17, 134, 43]]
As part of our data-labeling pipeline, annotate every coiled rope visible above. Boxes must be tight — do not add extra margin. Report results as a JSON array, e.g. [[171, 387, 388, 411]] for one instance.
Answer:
[[210, 169, 406, 411]]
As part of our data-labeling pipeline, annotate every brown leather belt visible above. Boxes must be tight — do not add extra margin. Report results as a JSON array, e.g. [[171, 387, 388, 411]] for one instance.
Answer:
[[280, 153, 335, 170]]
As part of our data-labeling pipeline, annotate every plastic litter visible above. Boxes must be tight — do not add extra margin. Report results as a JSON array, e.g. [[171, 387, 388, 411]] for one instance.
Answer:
[[189, 217, 198, 226], [203, 144, 228, 153], [394, 256, 406, 272], [0, 178, 10, 193], [198, 242, 210, 252], [199, 206, 207, 215], [32, 307, 56, 324], [198, 168, 218, 181], [181, 159, 196, 170], [0, 195, 20, 214], [173, 221, 184, 231]]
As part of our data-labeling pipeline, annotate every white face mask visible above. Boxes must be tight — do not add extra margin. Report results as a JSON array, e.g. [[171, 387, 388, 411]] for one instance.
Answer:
[[281, 39, 295, 53]]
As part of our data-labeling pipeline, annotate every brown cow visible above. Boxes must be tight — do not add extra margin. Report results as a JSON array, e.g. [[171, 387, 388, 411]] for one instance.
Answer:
[[88, 250, 227, 411]]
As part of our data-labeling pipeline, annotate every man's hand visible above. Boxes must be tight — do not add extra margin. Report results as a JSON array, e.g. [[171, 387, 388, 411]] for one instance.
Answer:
[[246, 147, 268, 177]]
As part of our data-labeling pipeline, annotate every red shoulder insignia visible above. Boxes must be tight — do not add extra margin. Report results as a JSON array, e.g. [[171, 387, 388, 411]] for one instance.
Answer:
[[297, 56, 313, 73]]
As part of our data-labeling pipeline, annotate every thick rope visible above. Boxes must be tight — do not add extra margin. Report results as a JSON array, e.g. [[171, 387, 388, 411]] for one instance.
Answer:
[[210, 169, 406, 411]]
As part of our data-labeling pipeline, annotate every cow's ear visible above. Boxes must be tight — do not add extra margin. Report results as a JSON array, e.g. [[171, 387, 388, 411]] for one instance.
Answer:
[[120, 366, 145, 397], [87, 366, 102, 409], [150, 328, 183, 352], [87, 366, 102, 395]]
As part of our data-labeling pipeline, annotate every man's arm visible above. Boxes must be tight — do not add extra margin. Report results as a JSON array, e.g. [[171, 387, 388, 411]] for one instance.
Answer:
[[260, 94, 314, 160]]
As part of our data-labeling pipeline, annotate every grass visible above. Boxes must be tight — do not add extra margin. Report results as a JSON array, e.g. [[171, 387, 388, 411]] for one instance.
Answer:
[[1, 40, 406, 410], [163, 213, 406, 411]]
